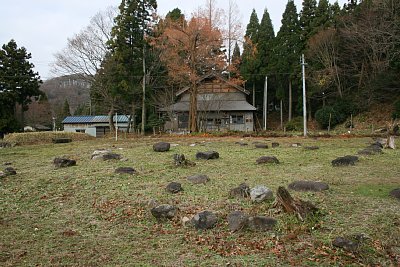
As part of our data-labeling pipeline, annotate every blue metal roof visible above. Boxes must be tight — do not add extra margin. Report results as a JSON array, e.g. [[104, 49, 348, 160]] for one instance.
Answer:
[[91, 115, 130, 123], [62, 116, 93, 124], [62, 115, 130, 124]]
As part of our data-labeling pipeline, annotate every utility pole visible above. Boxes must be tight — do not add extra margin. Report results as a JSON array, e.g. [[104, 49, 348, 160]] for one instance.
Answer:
[[263, 76, 268, 130], [141, 44, 146, 136], [301, 54, 307, 137]]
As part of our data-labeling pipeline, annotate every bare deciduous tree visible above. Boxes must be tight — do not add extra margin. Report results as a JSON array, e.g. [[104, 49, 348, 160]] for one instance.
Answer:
[[154, 16, 226, 132], [307, 28, 343, 98], [199, 0, 226, 30], [226, 0, 243, 65], [339, 0, 400, 101], [51, 6, 117, 81]]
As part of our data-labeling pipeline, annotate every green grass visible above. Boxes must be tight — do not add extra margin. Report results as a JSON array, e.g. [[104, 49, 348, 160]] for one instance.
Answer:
[[0, 136, 399, 266]]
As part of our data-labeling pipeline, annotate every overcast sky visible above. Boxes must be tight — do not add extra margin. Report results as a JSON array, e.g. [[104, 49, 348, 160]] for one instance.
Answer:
[[0, 0, 346, 80]]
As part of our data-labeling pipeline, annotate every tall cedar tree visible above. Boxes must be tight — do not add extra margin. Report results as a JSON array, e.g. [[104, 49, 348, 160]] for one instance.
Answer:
[[314, 0, 331, 30], [155, 16, 226, 132], [240, 9, 260, 105], [231, 42, 241, 71], [272, 0, 302, 121], [300, 0, 317, 47], [62, 99, 71, 117], [329, 1, 342, 28], [0, 40, 42, 132], [248, 7, 276, 114], [228, 41, 241, 79], [107, 0, 157, 133], [258, 8, 275, 75], [232, 42, 241, 64], [257, 7, 276, 109]]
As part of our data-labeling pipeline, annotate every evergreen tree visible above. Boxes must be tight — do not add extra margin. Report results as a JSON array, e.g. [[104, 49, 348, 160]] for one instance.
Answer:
[[245, 9, 260, 42], [344, 0, 360, 13], [0, 39, 43, 132], [91, 52, 132, 132], [240, 9, 260, 105], [271, 0, 302, 121], [258, 8, 275, 74], [314, 0, 331, 30], [231, 42, 241, 65], [166, 8, 184, 22], [230, 42, 241, 78], [329, 1, 341, 27], [107, 0, 157, 134], [62, 99, 71, 117], [300, 0, 317, 45]]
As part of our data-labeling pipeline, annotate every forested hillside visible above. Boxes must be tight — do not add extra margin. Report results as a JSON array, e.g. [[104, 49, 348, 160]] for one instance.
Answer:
[[1, 0, 399, 134], [39, 75, 91, 115], [241, 0, 400, 130]]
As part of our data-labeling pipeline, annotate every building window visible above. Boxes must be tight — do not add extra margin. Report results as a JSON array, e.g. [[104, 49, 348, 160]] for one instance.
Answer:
[[75, 129, 85, 133], [231, 115, 244, 124], [178, 114, 189, 129]]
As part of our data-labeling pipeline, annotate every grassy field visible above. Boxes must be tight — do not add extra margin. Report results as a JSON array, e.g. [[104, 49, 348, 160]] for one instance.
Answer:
[[0, 136, 399, 266]]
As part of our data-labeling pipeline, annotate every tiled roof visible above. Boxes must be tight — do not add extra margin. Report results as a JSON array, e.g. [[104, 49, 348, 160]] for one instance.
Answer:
[[62, 115, 130, 124], [160, 100, 256, 112]]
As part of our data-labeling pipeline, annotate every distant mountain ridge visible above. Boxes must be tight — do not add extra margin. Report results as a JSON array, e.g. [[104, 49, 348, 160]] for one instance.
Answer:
[[40, 74, 91, 114]]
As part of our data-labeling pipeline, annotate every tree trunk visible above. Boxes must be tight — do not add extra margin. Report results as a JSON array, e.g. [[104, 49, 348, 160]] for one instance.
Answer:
[[127, 102, 136, 133], [288, 79, 292, 122], [386, 136, 396, 149], [141, 46, 146, 135], [108, 104, 115, 133], [275, 186, 318, 221], [308, 98, 312, 122], [20, 107, 25, 128], [280, 99, 283, 130], [189, 82, 198, 132]]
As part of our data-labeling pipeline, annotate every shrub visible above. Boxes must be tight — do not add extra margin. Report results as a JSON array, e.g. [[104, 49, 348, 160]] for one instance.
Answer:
[[315, 106, 337, 129], [334, 99, 357, 117], [285, 116, 304, 131], [3, 132, 93, 146], [392, 100, 400, 120], [315, 99, 358, 129]]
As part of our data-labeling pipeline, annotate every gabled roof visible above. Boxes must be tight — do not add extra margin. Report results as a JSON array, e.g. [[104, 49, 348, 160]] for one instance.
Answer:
[[62, 115, 130, 124], [175, 73, 249, 96], [160, 100, 256, 112]]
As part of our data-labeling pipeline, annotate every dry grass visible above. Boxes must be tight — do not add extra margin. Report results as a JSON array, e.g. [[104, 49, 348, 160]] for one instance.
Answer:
[[0, 136, 399, 266], [3, 132, 94, 146]]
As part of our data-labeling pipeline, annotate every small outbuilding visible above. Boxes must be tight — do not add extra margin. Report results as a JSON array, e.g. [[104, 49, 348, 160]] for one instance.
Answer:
[[62, 115, 131, 137], [24, 124, 51, 132]]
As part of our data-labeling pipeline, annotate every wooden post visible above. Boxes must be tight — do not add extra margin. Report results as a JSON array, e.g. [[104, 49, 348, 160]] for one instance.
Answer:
[[280, 99, 283, 130], [350, 114, 353, 133]]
